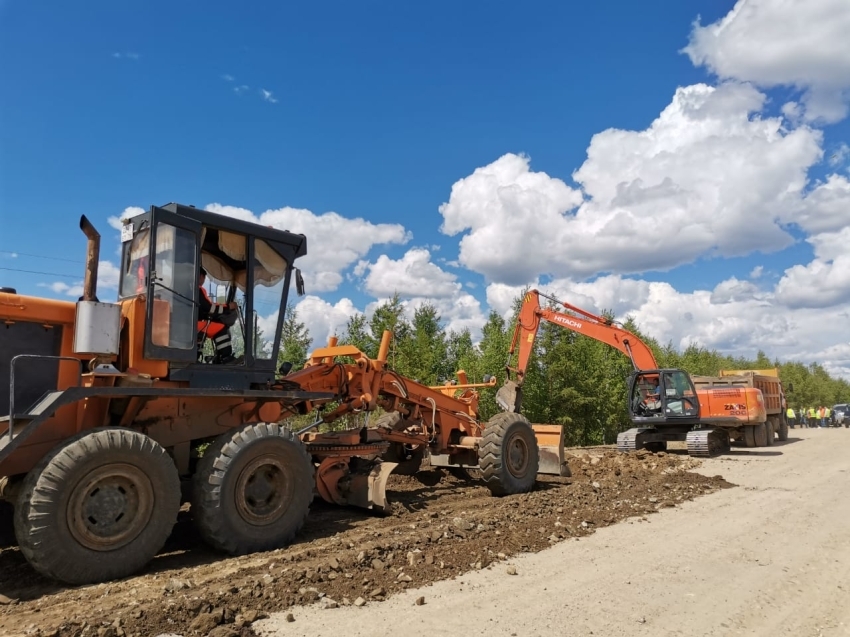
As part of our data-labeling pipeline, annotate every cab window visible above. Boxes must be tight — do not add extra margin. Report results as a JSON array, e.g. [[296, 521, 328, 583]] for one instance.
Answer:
[[149, 223, 197, 350]]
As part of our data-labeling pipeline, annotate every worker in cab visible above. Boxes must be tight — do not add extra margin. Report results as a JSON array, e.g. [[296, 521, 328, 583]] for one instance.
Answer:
[[198, 267, 238, 364]]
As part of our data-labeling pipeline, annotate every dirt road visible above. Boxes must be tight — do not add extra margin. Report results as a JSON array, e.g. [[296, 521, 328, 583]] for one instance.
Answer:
[[1, 428, 847, 637], [256, 428, 850, 637]]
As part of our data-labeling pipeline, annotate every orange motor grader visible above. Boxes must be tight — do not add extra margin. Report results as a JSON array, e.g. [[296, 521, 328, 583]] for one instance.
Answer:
[[0, 203, 565, 586]]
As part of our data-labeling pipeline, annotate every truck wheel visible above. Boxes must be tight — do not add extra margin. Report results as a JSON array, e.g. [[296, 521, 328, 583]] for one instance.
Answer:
[[753, 421, 767, 447], [192, 422, 313, 555], [14, 428, 180, 585], [764, 419, 775, 446], [375, 412, 425, 475], [743, 425, 757, 447], [778, 416, 789, 442], [479, 412, 539, 496]]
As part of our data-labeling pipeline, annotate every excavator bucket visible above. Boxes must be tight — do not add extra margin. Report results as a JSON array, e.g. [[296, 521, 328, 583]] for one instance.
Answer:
[[532, 423, 571, 477], [496, 380, 522, 413]]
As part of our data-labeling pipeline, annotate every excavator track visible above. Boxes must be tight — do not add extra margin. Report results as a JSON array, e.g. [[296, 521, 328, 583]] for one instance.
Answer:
[[616, 428, 654, 453], [685, 429, 731, 458]]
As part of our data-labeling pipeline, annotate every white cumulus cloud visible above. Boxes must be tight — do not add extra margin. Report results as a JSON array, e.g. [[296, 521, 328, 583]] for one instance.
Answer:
[[359, 248, 461, 298], [108, 206, 145, 231], [683, 0, 850, 123], [205, 203, 411, 293], [441, 83, 825, 284], [40, 260, 121, 300]]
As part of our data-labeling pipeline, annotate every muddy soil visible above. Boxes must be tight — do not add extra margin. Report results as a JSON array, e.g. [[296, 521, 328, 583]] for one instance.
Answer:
[[0, 449, 731, 637]]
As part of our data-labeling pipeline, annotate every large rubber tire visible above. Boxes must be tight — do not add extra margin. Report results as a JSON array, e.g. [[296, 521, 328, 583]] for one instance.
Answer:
[[764, 419, 775, 446], [374, 412, 425, 475], [14, 428, 180, 585], [478, 412, 539, 496], [192, 422, 313, 555], [753, 421, 768, 447], [778, 416, 789, 442], [743, 425, 757, 447]]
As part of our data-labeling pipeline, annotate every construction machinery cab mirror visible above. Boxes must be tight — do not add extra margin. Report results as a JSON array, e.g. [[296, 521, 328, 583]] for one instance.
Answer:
[[295, 268, 305, 296], [629, 369, 700, 420]]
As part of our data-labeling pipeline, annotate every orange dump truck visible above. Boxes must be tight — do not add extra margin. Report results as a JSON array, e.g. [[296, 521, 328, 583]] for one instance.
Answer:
[[691, 369, 788, 447]]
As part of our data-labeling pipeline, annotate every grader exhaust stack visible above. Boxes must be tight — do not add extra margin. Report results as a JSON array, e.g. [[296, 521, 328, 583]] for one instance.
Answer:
[[79, 215, 101, 302], [73, 215, 121, 358]]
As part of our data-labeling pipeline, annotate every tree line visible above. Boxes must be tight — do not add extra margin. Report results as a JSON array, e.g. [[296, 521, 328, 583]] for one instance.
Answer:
[[276, 293, 850, 446]]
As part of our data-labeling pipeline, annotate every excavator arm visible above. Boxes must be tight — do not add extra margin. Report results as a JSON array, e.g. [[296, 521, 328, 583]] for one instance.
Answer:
[[497, 289, 658, 412]]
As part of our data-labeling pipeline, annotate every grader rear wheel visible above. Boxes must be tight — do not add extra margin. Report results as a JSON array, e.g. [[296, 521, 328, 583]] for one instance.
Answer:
[[192, 422, 313, 555], [478, 412, 539, 496], [375, 412, 425, 475], [13, 428, 180, 585]]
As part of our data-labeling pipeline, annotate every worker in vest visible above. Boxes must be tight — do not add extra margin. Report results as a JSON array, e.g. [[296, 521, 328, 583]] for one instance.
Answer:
[[198, 267, 238, 364], [808, 407, 816, 428], [786, 406, 796, 428], [825, 406, 832, 427]]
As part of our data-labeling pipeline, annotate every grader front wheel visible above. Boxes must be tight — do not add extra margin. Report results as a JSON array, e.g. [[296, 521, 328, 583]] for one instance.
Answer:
[[478, 412, 539, 496], [14, 428, 180, 585], [192, 422, 313, 555]]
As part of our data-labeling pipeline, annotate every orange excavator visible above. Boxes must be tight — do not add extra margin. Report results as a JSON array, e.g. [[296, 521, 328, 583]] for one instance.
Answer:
[[496, 290, 768, 457]]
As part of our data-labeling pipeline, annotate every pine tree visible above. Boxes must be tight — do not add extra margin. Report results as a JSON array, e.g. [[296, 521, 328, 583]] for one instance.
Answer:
[[277, 303, 312, 372]]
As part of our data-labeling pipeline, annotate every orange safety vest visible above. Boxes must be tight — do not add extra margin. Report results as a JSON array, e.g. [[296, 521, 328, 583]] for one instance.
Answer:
[[198, 286, 226, 338]]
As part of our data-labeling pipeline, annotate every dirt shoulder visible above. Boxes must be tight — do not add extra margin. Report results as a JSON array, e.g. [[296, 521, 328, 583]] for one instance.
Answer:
[[255, 427, 850, 637], [0, 444, 728, 637]]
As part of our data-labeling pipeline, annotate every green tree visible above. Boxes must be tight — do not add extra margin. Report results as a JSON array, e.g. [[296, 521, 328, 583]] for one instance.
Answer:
[[368, 294, 413, 373], [338, 313, 372, 354], [277, 303, 312, 371], [402, 303, 449, 384]]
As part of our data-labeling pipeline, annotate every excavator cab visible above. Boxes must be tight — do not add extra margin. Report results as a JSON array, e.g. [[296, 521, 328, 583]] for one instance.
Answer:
[[628, 369, 700, 424], [116, 203, 307, 388]]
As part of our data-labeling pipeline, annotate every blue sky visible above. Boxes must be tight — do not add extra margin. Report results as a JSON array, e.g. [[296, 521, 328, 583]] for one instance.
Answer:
[[2, 0, 850, 376]]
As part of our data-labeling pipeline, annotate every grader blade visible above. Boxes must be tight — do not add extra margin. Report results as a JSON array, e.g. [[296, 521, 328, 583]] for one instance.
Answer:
[[532, 423, 570, 477], [344, 461, 397, 514]]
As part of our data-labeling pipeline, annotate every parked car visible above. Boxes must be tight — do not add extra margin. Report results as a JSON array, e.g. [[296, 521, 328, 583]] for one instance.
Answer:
[[832, 404, 849, 427]]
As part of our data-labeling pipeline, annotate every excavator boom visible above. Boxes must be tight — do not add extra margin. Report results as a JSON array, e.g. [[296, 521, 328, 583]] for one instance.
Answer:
[[498, 289, 657, 412]]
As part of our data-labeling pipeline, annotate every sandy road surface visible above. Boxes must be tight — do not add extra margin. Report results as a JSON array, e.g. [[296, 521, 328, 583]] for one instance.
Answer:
[[257, 428, 850, 637]]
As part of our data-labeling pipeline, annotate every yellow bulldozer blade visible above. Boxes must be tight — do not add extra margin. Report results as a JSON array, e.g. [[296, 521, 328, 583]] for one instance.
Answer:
[[532, 423, 570, 477]]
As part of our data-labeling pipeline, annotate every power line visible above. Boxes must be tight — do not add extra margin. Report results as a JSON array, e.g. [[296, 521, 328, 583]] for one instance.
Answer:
[[0, 266, 80, 279], [0, 250, 83, 264]]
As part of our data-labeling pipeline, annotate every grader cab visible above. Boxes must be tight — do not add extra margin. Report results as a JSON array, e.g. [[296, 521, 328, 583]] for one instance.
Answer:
[[0, 204, 566, 586]]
